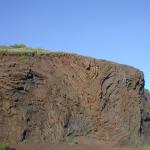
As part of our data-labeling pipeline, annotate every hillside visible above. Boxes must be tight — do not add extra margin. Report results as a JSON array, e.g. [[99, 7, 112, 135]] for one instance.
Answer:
[[0, 46, 149, 148]]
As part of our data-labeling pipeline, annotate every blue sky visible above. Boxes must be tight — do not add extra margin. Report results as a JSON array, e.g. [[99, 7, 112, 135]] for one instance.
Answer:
[[0, 0, 150, 89]]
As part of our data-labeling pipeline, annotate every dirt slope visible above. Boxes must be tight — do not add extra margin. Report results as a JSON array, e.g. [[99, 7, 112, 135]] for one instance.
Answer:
[[0, 52, 148, 146]]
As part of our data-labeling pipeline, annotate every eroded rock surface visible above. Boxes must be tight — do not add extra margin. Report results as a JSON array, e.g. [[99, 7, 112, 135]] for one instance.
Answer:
[[141, 89, 150, 144], [0, 54, 147, 145]]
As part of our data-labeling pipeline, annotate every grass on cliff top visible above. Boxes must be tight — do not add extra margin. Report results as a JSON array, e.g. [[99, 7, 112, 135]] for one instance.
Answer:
[[0, 44, 118, 65], [0, 44, 49, 55], [0, 44, 80, 57], [0, 44, 94, 60]]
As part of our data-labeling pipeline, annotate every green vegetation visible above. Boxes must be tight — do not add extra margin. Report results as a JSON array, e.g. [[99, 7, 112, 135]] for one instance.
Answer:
[[65, 138, 78, 145], [0, 44, 49, 55], [142, 145, 150, 150], [0, 144, 11, 150], [0, 44, 118, 65], [0, 44, 80, 59], [20, 139, 27, 144], [123, 147, 133, 150], [0, 44, 26, 50], [10, 44, 27, 48]]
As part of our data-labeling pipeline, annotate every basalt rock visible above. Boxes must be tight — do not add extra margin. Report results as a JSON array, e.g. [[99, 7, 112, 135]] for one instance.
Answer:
[[0, 53, 147, 146]]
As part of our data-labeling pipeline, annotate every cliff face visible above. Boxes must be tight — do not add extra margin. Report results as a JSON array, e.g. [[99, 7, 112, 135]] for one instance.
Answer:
[[142, 89, 150, 144], [0, 53, 146, 145]]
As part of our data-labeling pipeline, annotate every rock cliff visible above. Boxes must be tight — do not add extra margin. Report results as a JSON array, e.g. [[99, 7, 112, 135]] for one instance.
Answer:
[[141, 89, 150, 144], [0, 52, 148, 146]]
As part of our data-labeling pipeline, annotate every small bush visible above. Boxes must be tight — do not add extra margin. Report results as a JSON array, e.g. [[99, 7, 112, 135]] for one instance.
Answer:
[[20, 140, 27, 144], [65, 138, 78, 145], [142, 145, 150, 150], [0, 144, 11, 150]]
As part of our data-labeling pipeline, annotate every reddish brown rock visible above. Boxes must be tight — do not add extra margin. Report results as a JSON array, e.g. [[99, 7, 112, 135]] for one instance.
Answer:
[[0, 53, 146, 146], [141, 89, 150, 144]]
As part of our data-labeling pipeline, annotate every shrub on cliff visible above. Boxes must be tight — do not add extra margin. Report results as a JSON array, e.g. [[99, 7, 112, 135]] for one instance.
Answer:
[[0, 144, 11, 150]]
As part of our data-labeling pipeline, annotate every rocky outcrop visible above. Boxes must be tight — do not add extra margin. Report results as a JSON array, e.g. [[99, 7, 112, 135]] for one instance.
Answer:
[[141, 89, 150, 144], [0, 53, 146, 146]]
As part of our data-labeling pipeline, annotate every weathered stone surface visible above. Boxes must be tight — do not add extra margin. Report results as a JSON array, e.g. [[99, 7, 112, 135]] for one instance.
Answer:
[[141, 89, 150, 144], [0, 54, 147, 145]]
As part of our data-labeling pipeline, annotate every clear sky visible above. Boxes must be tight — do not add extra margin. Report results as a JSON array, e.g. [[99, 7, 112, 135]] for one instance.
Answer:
[[0, 0, 149, 89]]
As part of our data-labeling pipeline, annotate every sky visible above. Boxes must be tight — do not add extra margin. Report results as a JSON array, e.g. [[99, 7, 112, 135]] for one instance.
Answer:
[[0, 0, 149, 89]]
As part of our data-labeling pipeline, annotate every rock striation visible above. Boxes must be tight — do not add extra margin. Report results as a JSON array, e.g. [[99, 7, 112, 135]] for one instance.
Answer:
[[0, 53, 148, 146]]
